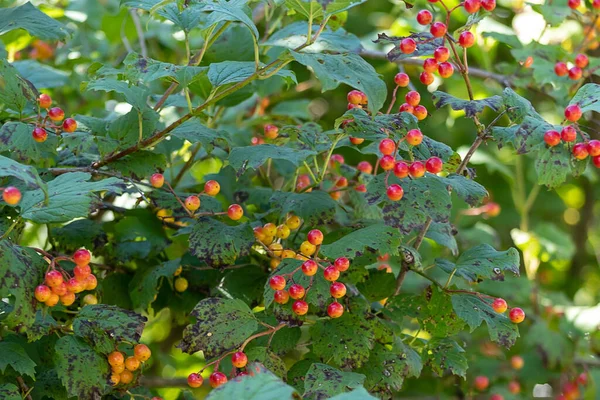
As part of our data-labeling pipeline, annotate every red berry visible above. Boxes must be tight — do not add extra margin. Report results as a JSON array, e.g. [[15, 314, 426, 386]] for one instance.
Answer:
[[32, 127, 47, 143], [251, 136, 264, 146], [459, 31, 475, 48], [400, 38, 417, 54], [561, 125, 577, 142], [334, 257, 350, 271], [327, 302, 344, 318], [490, 395, 504, 400], [569, 66, 582, 80], [35, 285, 52, 302], [307, 229, 323, 245], [355, 184, 367, 193], [417, 9, 433, 25], [349, 137, 364, 145], [509, 307, 525, 323], [379, 138, 396, 155], [387, 184, 404, 201], [209, 371, 227, 388], [38, 93, 52, 108], [150, 173, 164, 188], [288, 284, 305, 299], [62, 118, 77, 133], [577, 372, 588, 386], [430, 22, 447, 38], [587, 140, 600, 156], [398, 103, 414, 113], [423, 58, 438, 73], [73, 248, 91, 266], [594, 0, 600, 8], [409, 162, 426, 178], [508, 381, 521, 394], [273, 289, 289, 304], [522, 56, 534, 68], [425, 157, 443, 173], [394, 161, 410, 178], [204, 180, 220, 196], [66, 277, 85, 293], [2, 186, 21, 205], [85, 274, 97, 290], [269, 275, 286, 291], [544, 130, 561, 146], [420, 71, 434, 85], [185, 195, 201, 211], [434, 46, 450, 62], [474, 375, 489, 391], [380, 155, 395, 170], [330, 282, 347, 298], [492, 298, 508, 313], [414, 105, 428, 120], [292, 300, 309, 315], [394, 72, 410, 87], [564, 104, 582, 122], [74, 264, 91, 281], [481, 0, 496, 11], [438, 62, 454, 78], [568, 0, 581, 9], [405, 91, 421, 106], [264, 124, 279, 139], [347, 90, 367, 105], [464, 0, 481, 13], [554, 62, 568, 76], [45, 270, 63, 287], [330, 154, 344, 166], [231, 351, 248, 368], [406, 129, 423, 146], [347, 103, 362, 110], [52, 282, 68, 296], [48, 107, 65, 122], [572, 143, 589, 160], [510, 355, 524, 369], [228, 204, 244, 220], [302, 259, 318, 276], [575, 53, 589, 68], [324, 266, 340, 281], [357, 161, 373, 174], [593, 155, 600, 168]]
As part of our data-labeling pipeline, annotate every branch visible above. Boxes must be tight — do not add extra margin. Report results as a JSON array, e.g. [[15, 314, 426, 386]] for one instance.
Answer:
[[129, 9, 148, 58]]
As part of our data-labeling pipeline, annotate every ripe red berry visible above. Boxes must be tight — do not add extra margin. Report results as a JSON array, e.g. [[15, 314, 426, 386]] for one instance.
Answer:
[[406, 129, 423, 146], [510, 355, 524, 369], [394, 72, 410, 87], [357, 161, 373, 174], [269, 275, 286, 291], [67, 277, 85, 293], [334, 257, 350, 271], [564, 104, 582, 122], [420, 71, 435, 85], [573, 143, 589, 160], [481, 0, 496, 11], [48, 107, 65, 122], [398, 103, 414, 113], [438, 62, 454, 78], [349, 137, 364, 145], [405, 91, 421, 106], [52, 282, 68, 296], [554, 62, 568, 76], [416, 9, 433, 25], [464, 0, 481, 13], [587, 140, 600, 156], [231, 351, 248, 368], [577, 372, 588, 385], [292, 300, 309, 315], [327, 302, 344, 318], [508, 380, 521, 394], [561, 125, 577, 142], [380, 155, 395, 170], [74, 264, 91, 281], [35, 285, 52, 302], [45, 270, 64, 287], [251, 136, 264, 146], [62, 118, 77, 133], [60, 292, 76, 306], [492, 297, 508, 313], [522, 56, 534, 68], [379, 138, 396, 155], [330, 154, 344, 166], [302, 259, 318, 276], [425, 157, 443, 173], [355, 184, 367, 193], [434, 46, 450, 62], [324, 266, 340, 281], [347, 90, 367, 105], [430, 22, 447, 38], [509, 307, 525, 323], [409, 162, 426, 178], [150, 173, 164, 188], [185, 195, 201, 211], [274, 289, 290, 304], [387, 184, 404, 201], [227, 204, 244, 220], [394, 161, 410, 178], [38, 93, 52, 108], [204, 180, 220, 196], [575, 53, 589, 68], [32, 127, 47, 143], [2, 186, 22, 205], [568, 0, 581, 9], [413, 105, 428, 120], [474, 375, 489, 391], [264, 124, 279, 139], [73, 248, 91, 266], [544, 130, 561, 146], [490, 395, 504, 400], [459, 31, 475, 48], [288, 284, 306, 299], [330, 282, 347, 298], [423, 58, 438, 73], [85, 274, 97, 290], [399, 38, 417, 54], [307, 229, 323, 245], [594, 0, 600, 8], [569, 66, 582, 80], [209, 371, 227, 388], [593, 155, 600, 168]]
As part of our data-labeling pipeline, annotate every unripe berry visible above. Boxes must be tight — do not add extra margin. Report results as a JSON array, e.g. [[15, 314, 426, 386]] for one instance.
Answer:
[[269, 275, 286, 291], [110, 373, 120, 386], [292, 300, 309, 315], [276, 224, 291, 239], [522, 56, 533, 68], [62, 118, 77, 133], [45, 293, 59, 307], [285, 215, 301, 229], [394, 161, 409, 178], [45, 270, 64, 287], [85, 274, 98, 290], [420, 71, 434, 85], [406, 129, 423, 146], [263, 223, 277, 237], [52, 282, 68, 296], [425, 157, 443, 173], [327, 302, 344, 318], [464, 0, 481, 13], [380, 155, 395, 170], [150, 173, 164, 188], [423, 58, 438, 73], [400, 38, 417, 54], [282, 249, 296, 259], [569, 66, 582, 80], [459, 31, 475, 48], [274, 289, 289, 304], [509, 307, 525, 323], [349, 137, 364, 145], [575, 53, 588, 68], [264, 124, 279, 139], [73, 248, 91, 266], [434, 46, 450, 62], [2, 186, 22, 205], [398, 103, 414, 113], [48, 107, 65, 122], [35, 285, 52, 302], [204, 180, 220, 196], [112, 362, 125, 373], [573, 143, 589, 160], [347, 90, 366, 105], [405, 91, 421, 106], [430, 22, 447, 38], [188, 373, 203, 388], [228, 204, 244, 220], [561, 125, 577, 142], [474, 375, 489, 391], [185, 195, 201, 211], [323, 266, 340, 281], [492, 297, 508, 313], [174, 277, 188, 292], [554, 62, 568, 76], [379, 138, 396, 155], [231, 351, 248, 368], [414, 105, 428, 120], [334, 257, 350, 272], [302, 260, 318, 276], [120, 370, 134, 385], [38, 93, 52, 108], [568, 0, 581, 9], [125, 356, 140, 371], [394, 72, 410, 87], [387, 184, 404, 201], [288, 284, 305, 299], [82, 294, 98, 305], [67, 277, 85, 293], [416, 9, 433, 25], [438, 62, 454, 78], [481, 0, 496, 11], [330, 282, 347, 298], [108, 351, 125, 367], [544, 130, 561, 146], [251, 136, 264, 146], [32, 127, 47, 143], [307, 229, 324, 245], [510, 355, 524, 369], [357, 161, 373, 174], [409, 162, 426, 178], [300, 240, 316, 256], [564, 105, 582, 122], [587, 140, 600, 156]]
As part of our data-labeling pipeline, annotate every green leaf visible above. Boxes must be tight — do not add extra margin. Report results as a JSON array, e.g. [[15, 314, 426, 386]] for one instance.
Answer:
[[501, 87, 541, 123], [531, 3, 571, 26], [569, 83, 600, 113], [426, 222, 458, 256], [178, 298, 259, 358], [290, 51, 387, 112], [169, 117, 228, 153], [432, 91, 503, 118], [110, 151, 167, 179], [113, 209, 170, 260], [426, 338, 468, 378], [268, 190, 340, 226], [72, 304, 147, 354], [433, 174, 488, 206], [436, 244, 520, 282], [206, 363, 298, 400], [228, 144, 316, 176], [0, 122, 58, 162], [208, 61, 296, 87], [0, 2, 71, 40], [356, 269, 397, 302], [0, 154, 47, 192], [245, 347, 287, 377], [535, 144, 571, 188], [0, 341, 37, 378], [123, 52, 207, 85], [129, 259, 181, 310], [319, 0, 367, 16], [303, 363, 365, 399], [320, 223, 401, 259], [525, 320, 571, 367], [54, 335, 110, 399], [19, 172, 125, 223], [12, 60, 69, 89], [0, 384, 21, 400], [451, 293, 519, 348], [85, 78, 149, 110], [264, 22, 361, 53], [328, 387, 378, 400], [482, 32, 523, 49], [204, 0, 259, 38], [188, 218, 255, 268]]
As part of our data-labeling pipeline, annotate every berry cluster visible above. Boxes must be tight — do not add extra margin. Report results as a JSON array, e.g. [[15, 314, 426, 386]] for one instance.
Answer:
[[250, 124, 280, 145], [1, 186, 22, 206], [554, 53, 589, 80], [253, 214, 302, 269], [393, 82, 429, 119], [107, 343, 152, 386], [491, 297, 526, 324], [187, 351, 251, 389], [32, 94, 78, 143], [34, 249, 98, 307], [173, 265, 188, 293], [557, 372, 589, 400]]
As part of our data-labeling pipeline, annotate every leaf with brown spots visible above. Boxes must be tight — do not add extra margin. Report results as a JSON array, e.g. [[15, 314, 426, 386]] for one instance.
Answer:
[[320, 223, 401, 260], [335, 108, 418, 142], [0, 122, 59, 163], [436, 244, 520, 282], [432, 91, 503, 118], [269, 190, 340, 226], [245, 347, 287, 377], [0, 384, 21, 400], [0, 154, 47, 193], [426, 338, 468, 378], [303, 363, 365, 400]]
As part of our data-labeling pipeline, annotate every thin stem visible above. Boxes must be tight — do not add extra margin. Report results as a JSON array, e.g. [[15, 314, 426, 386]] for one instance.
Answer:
[[0, 217, 21, 240]]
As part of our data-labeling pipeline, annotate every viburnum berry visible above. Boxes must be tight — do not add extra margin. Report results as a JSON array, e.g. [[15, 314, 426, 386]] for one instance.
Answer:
[[237, 371, 249, 377], [347, 90, 367, 105], [45, 293, 59, 307], [334, 257, 350, 271], [394, 161, 409, 178], [409, 162, 426, 178], [379, 138, 396, 155], [425, 157, 443, 173], [113, 362, 125, 373], [32, 127, 47, 143], [568, 0, 581, 9], [82, 294, 98, 305], [399, 103, 414, 113], [120, 370, 134, 384], [62, 118, 77, 133], [73, 248, 91, 266], [330, 154, 344, 166], [464, 0, 481, 13], [307, 229, 324, 245], [394, 72, 410, 87], [481, 0, 496, 11], [434, 46, 450, 62], [45, 270, 64, 287], [490, 395, 504, 400], [110, 373, 120, 386], [67, 277, 85, 293], [416, 9, 433, 25], [301, 259, 317, 276], [61, 291, 76, 306], [52, 282, 68, 296], [564, 104, 582, 122], [575, 53, 589, 68], [509, 307, 525, 323], [174, 277, 188, 292], [48, 107, 65, 121], [288, 284, 306, 299], [35, 285, 52, 302], [108, 351, 125, 367], [569, 66, 582, 80], [264, 124, 279, 139], [561, 125, 577, 142], [323, 266, 340, 281], [327, 302, 344, 318], [399, 38, 417, 54], [335, 176, 348, 188], [423, 58, 437, 73], [508, 380, 521, 394], [379, 155, 394, 170], [420, 71, 434, 85], [228, 204, 244, 220], [544, 130, 561, 146], [285, 215, 301, 229], [430, 22, 447, 38], [209, 371, 228, 388], [474, 375, 489, 391], [2, 186, 22, 205], [85, 274, 98, 290], [231, 351, 248, 368], [330, 282, 347, 298], [387, 184, 404, 201], [406, 129, 423, 146], [133, 344, 151, 362], [594, 0, 600, 8], [355, 184, 367, 193], [276, 224, 291, 239], [413, 105, 428, 120], [185, 195, 201, 211], [300, 240, 316, 256], [204, 180, 220, 196], [438, 62, 454, 78], [357, 161, 373, 174], [510, 355, 524, 369], [274, 289, 290, 304], [522, 56, 534, 68], [554, 62, 568, 76], [348, 103, 362, 110], [150, 173, 164, 188], [263, 223, 277, 237], [459, 31, 475, 48], [577, 372, 588, 385], [349, 137, 364, 145], [492, 297, 508, 313], [269, 275, 286, 291], [587, 140, 600, 156], [573, 143, 589, 160], [268, 242, 283, 256], [405, 91, 421, 106], [251, 136, 264, 146], [38, 93, 52, 108], [125, 356, 140, 371], [292, 300, 309, 315]]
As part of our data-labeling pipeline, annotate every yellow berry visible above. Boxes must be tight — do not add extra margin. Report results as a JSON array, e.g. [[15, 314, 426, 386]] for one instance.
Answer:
[[285, 215, 301, 230], [270, 258, 281, 269], [125, 356, 140, 371], [281, 249, 296, 259], [174, 266, 183, 276], [120, 370, 133, 385], [269, 243, 283, 257], [174, 277, 188, 292], [263, 223, 277, 237], [300, 241, 316, 256], [134, 344, 151, 362], [276, 224, 291, 239]]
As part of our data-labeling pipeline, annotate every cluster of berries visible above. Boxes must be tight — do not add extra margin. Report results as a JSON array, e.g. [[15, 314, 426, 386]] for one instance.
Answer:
[[251, 124, 280, 145], [187, 351, 251, 389], [491, 297, 526, 323], [557, 372, 589, 400], [554, 54, 589, 80], [394, 86, 429, 120], [253, 215, 303, 269], [1, 186, 22, 206], [107, 344, 152, 386], [172, 265, 188, 293], [33, 94, 77, 143], [34, 249, 98, 307], [269, 229, 348, 319], [568, 0, 600, 10]]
